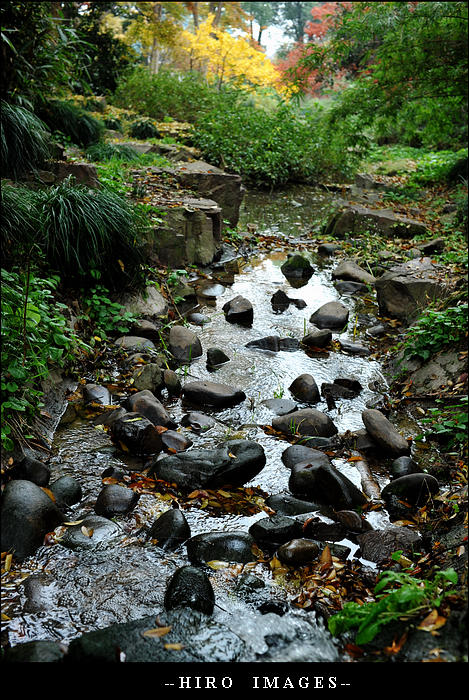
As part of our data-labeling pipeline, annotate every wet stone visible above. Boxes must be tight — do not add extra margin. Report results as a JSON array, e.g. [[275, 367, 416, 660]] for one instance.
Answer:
[[147, 508, 191, 550], [302, 519, 346, 542], [180, 411, 216, 432], [282, 444, 331, 470], [49, 476, 83, 507], [187, 312, 211, 326], [83, 383, 111, 405], [390, 456, 423, 480], [280, 254, 314, 280], [115, 336, 157, 351], [381, 473, 440, 507], [110, 411, 163, 456], [206, 347, 230, 367], [357, 526, 423, 565], [9, 454, 50, 487], [272, 408, 338, 439], [131, 364, 164, 393], [164, 566, 215, 614], [222, 295, 253, 326], [3, 640, 66, 663], [183, 380, 246, 409], [125, 390, 176, 429], [163, 369, 182, 396], [94, 484, 140, 518], [249, 514, 303, 551], [302, 327, 332, 348], [289, 374, 320, 404], [59, 515, 122, 550], [289, 461, 367, 510], [338, 339, 371, 356], [266, 493, 324, 516], [362, 408, 411, 457], [276, 539, 320, 567], [186, 531, 256, 565], [334, 510, 373, 533], [310, 301, 349, 330], [261, 399, 298, 416], [161, 429, 193, 453], [334, 281, 369, 296]]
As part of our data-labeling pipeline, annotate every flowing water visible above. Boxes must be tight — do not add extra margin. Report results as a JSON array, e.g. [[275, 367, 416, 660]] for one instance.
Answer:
[[2, 185, 402, 661]]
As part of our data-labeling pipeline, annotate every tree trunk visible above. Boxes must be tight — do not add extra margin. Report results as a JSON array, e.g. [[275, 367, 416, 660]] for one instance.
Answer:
[[149, 2, 162, 75]]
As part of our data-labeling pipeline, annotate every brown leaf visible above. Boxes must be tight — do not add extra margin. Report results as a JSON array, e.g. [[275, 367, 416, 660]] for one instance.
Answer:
[[417, 610, 447, 632], [142, 626, 172, 638]]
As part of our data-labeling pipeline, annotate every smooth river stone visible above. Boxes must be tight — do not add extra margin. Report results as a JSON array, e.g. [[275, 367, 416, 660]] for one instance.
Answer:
[[362, 408, 411, 457], [183, 380, 246, 408], [272, 408, 338, 438]]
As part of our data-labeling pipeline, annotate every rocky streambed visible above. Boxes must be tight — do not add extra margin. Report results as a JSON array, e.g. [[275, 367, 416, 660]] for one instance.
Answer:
[[1, 183, 467, 667]]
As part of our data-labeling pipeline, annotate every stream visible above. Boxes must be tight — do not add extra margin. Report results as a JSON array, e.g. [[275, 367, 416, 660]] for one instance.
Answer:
[[1, 184, 422, 663]]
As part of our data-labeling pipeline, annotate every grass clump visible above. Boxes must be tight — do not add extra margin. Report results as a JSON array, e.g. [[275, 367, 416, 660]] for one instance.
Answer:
[[85, 142, 142, 162], [128, 118, 160, 140], [36, 99, 104, 147], [0, 101, 53, 179]]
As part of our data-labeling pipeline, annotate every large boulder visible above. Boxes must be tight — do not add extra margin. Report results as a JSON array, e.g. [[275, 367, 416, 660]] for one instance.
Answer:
[[272, 408, 338, 438], [151, 196, 223, 267], [182, 380, 246, 408], [375, 258, 451, 322], [324, 204, 428, 239], [170, 160, 245, 227], [1, 480, 64, 561], [149, 439, 266, 492], [362, 409, 411, 457]]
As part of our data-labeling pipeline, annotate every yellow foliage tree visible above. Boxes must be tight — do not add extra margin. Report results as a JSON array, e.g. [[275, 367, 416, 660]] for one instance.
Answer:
[[181, 15, 286, 94]]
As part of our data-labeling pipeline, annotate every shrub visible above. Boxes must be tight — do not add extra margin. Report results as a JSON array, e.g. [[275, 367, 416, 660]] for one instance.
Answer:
[[1, 267, 87, 451], [128, 118, 161, 140], [0, 101, 53, 179], [85, 142, 142, 162], [1, 184, 38, 263], [401, 303, 468, 362], [36, 99, 104, 147]]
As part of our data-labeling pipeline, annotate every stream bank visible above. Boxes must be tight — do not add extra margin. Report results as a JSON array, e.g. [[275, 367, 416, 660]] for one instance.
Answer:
[[1, 167, 467, 664]]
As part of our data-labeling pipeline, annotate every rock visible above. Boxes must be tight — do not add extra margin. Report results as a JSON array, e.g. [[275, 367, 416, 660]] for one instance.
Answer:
[[271, 290, 291, 312], [147, 508, 191, 550], [183, 380, 246, 408], [280, 255, 314, 281], [222, 295, 253, 326], [180, 411, 216, 433], [249, 514, 303, 550], [390, 456, 422, 480], [357, 526, 423, 564], [317, 243, 340, 257], [163, 369, 182, 396], [266, 493, 323, 515], [131, 364, 164, 393], [399, 349, 466, 393], [322, 380, 357, 400], [93, 407, 127, 428], [366, 324, 386, 337], [419, 238, 445, 255], [161, 430, 193, 453], [3, 640, 66, 663], [152, 197, 223, 267], [125, 390, 176, 429], [9, 455, 50, 487], [332, 260, 376, 286], [130, 319, 161, 343], [289, 374, 320, 404], [324, 204, 428, 240], [282, 445, 331, 469], [277, 539, 320, 567], [50, 161, 100, 188], [149, 439, 266, 492], [261, 399, 298, 416], [362, 409, 411, 457], [381, 473, 440, 506], [302, 519, 346, 541], [335, 281, 369, 295], [83, 383, 111, 405], [119, 285, 168, 319], [302, 327, 333, 348], [164, 566, 215, 615], [333, 378, 363, 395], [206, 347, 230, 367], [169, 325, 203, 363], [257, 601, 289, 616], [1, 480, 64, 561], [49, 476, 82, 507], [335, 510, 373, 533], [375, 258, 450, 322], [187, 312, 210, 326], [196, 281, 225, 299], [109, 411, 163, 456], [170, 160, 245, 227], [246, 336, 295, 352], [338, 339, 371, 356], [186, 531, 256, 565], [115, 336, 156, 352], [289, 462, 367, 509], [94, 484, 140, 518], [60, 515, 122, 550], [310, 301, 349, 330], [272, 408, 338, 439]]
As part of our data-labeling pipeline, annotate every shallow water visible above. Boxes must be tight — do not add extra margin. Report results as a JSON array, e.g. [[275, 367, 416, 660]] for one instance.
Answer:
[[2, 184, 402, 659]]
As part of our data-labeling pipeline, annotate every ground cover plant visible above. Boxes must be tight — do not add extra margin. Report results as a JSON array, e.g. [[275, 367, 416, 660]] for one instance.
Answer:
[[0, 101, 53, 179]]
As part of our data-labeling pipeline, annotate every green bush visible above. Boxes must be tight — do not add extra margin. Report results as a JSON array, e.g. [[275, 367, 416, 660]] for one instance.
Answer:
[[128, 118, 161, 140], [408, 148, 468, 186], [1, 184, 39, 263], [85, 142, 142, 162], [104, 116, 122, 131], [1, 267, 87, 451], [0, 101, 53, 179], [401, 302, 468, 362], [1, 181, 146, 287], [36, 99, 105, 147]]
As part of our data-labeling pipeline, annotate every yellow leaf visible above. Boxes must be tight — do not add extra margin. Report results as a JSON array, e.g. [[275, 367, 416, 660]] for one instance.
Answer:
[[142, 626, 172, 638], [81, 526, 93, 538], [118, 259, 125, 272], [4, 553, 12, 572], [64, 519, 85, 526], [206, 560, 230, 570], [164, 643, 184, 651], [417, 610, 447, 632]]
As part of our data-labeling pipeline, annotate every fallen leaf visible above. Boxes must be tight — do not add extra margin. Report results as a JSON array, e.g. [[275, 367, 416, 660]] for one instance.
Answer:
[[81, 526, 93, 538], [417, 609, 447, 632], [164, 643, 184, 650], [142, 626, 172, 638], [206, 560, 230, 570]]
